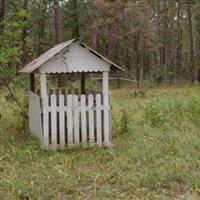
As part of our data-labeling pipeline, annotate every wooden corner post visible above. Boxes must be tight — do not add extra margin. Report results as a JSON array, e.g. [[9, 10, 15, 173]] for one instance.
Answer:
[[40, 72, 49, 149], [103, 71, 109, 95], [40, 73, 47, 98], [30, 73, 35, 92], [81, 72, 86, 94], [102, 71, 111, 147]]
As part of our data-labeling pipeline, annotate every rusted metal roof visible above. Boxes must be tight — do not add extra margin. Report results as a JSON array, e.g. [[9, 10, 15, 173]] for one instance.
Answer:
[[19, 39, 123, 73]]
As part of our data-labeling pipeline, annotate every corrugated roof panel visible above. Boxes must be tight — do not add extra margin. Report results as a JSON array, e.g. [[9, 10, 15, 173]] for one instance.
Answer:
[[19, 39, 77, 73], [19, 39, 123, 73]]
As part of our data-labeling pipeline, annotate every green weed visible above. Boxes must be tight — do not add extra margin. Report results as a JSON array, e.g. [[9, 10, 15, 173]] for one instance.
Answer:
[[1, 85, 200, 199]]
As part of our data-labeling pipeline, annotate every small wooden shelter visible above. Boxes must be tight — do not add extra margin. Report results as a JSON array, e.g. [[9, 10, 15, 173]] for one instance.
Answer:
[[20, 39, 123, 149]]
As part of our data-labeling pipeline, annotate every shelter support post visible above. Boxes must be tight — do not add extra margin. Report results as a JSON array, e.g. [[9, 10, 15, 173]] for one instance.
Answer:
[[102, 71, 111, 146], [30, 73, 35, 92], [40, 73, 47, 98], [103, 71, 109, 95], [40, 72, 48, 149], [81, 72, 86, 94]]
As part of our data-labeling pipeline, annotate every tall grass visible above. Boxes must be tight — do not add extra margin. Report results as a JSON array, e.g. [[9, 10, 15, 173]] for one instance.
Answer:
[[1, 85, 200, 199]]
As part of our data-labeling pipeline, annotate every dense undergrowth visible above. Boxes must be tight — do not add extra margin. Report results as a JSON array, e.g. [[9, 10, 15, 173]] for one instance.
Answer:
[[1, 84, 200, 199]]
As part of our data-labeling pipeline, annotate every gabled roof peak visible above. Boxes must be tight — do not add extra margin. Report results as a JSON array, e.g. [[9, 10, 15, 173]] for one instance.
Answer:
[[19, 39, 123, 73]]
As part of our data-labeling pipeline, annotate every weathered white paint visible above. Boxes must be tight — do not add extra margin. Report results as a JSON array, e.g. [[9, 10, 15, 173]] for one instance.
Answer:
[[23, 39, 119, 150], [29, 91, 42, 140], [29, 92, 111, 149], [103, 71, 109, 95], [73, 95, 80, 144], [102, 71, 110, 146], [67, 95, 73, 146], [42, 94, 49, 149], [40, 43, 110, 74], [40, 73, 47, 98], [19, 39, 122, 73], [50, 94, 57, 149], [40, 72, 49, 148], [103, 94, 110, 147], [59, 94, 65, 149], [19, 39, 76, 73], [88, 95, 95, 146], [81, 95, 87, 145], [96, 94, 102, 146]]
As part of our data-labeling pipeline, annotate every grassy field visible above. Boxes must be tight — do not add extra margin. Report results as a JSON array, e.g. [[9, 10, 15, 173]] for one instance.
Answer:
[[1, 84, 200, 199]]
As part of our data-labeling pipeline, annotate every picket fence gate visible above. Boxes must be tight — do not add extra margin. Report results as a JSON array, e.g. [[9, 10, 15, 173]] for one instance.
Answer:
[[29, 91, 112, 149]]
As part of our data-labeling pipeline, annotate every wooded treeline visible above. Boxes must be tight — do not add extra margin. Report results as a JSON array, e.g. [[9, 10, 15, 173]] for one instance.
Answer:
[[1, 0, 200, 86]]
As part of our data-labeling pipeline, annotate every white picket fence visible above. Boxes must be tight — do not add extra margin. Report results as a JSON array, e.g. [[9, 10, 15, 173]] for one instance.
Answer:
[[29, 91, 112, 149], [29, 91, 43, 140], [41, 93, 111, 149]]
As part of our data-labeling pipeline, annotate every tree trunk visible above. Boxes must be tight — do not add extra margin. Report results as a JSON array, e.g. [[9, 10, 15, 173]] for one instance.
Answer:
[[187, 0, 198, 83], [0, 0, 5, 36], [194, 2, 200, 81], [161, 10, 167, 67], [89, 0, 99, 49], [142, 40, 146, 79], [176, 0, 183, 77], [54, 0, 62, 44], [106, 0, 120, 60], [21, 0, 28, 66], [71, 0, 79, 38], [54, 0, 64, 87], [134, 34, 141, 89], [38, 0, 47, 55]]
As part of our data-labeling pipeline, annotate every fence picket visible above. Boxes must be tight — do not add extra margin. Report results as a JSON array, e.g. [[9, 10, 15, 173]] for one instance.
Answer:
[[51, 94, 57, 149], [73, 95, 80, 144], [59, 94, 65, 149], [67, 95, 73, 145], [96, 94, 102, 146], [81, 95, 87, 145], [88, 95, 94, 145]]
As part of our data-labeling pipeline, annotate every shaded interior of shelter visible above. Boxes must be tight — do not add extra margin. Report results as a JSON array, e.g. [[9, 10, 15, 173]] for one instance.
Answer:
[[32, 72, 110, 146], [35, 72, 104, 97]]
